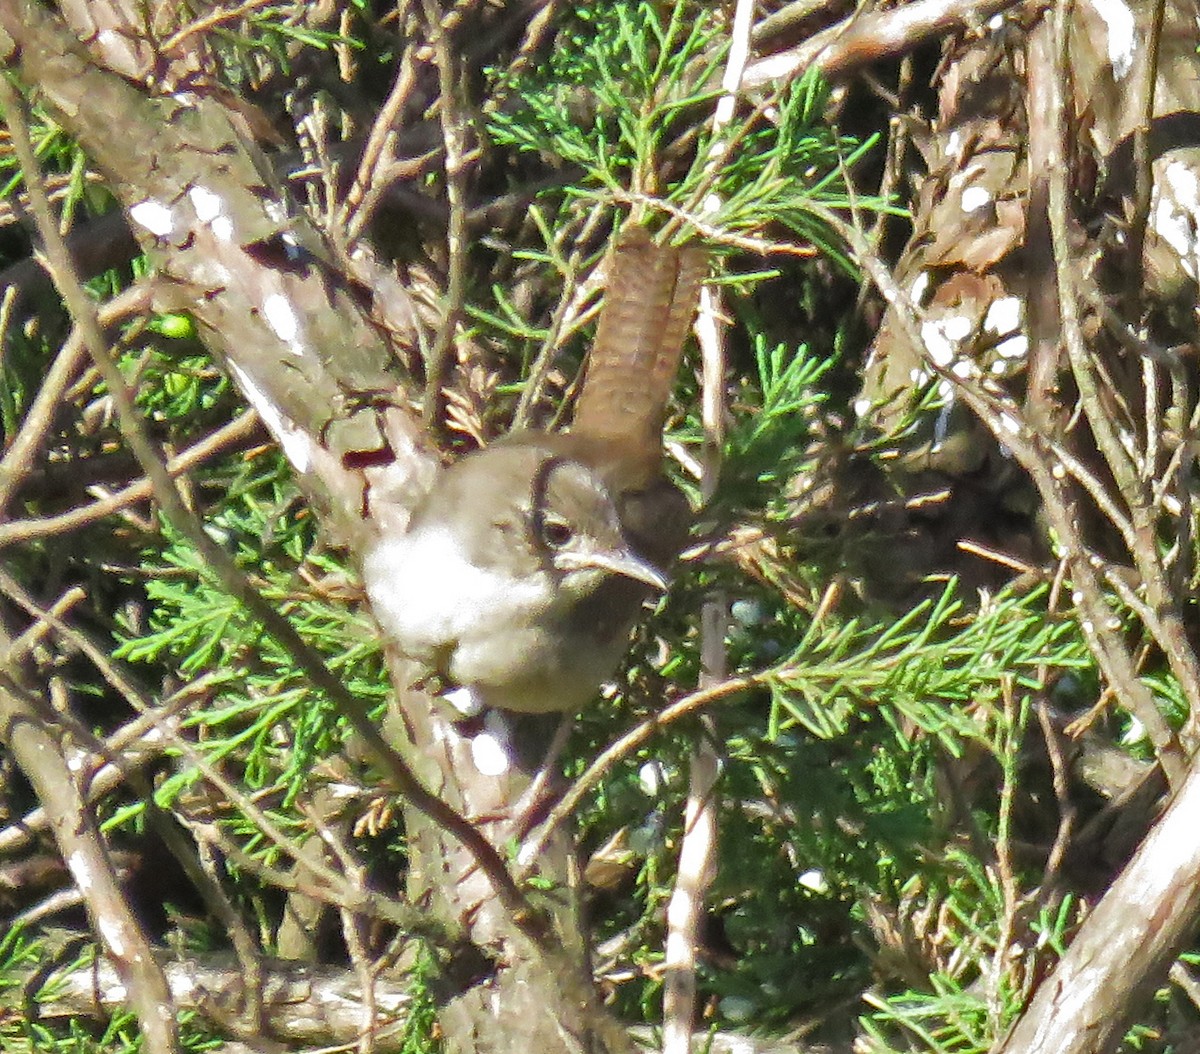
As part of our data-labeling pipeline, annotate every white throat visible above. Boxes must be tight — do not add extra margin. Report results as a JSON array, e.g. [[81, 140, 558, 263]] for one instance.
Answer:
[[363, 523, 554, 661]]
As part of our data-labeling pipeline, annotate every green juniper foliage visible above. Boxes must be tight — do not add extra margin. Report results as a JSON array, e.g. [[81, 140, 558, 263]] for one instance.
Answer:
[[3, 2, 1196, 1052]]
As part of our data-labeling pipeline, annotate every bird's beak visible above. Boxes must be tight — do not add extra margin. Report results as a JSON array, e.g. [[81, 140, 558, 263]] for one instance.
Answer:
[[558, 548, 670, 591]]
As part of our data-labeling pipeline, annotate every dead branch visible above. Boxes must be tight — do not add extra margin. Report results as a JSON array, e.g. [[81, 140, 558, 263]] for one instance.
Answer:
[[744, 0, 1033, 88], [0, 659, 178, 1054]]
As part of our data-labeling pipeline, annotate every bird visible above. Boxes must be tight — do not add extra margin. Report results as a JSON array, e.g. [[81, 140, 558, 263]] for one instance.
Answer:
[[363, 228, 707, 713]]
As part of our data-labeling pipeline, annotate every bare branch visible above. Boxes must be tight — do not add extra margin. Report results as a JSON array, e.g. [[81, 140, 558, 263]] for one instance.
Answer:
[[744, 0, 1033, 88], [0, 410, 262, 548], [0, 665, 178, 1054], [0, 282, 154, 516], [0, 58, 537, 935], [992, 753, 1200, 1054]]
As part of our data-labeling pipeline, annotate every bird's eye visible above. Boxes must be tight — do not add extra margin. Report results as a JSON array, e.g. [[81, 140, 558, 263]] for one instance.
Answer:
[[541, 517, 575, 549]]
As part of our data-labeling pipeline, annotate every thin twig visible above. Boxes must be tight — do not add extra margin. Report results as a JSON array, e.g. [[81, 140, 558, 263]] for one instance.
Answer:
[[0, 648, 266, 1011], [520, 673, 758, 876], [0, 562, 445, 942], [0, 586, 85, 666], [989, 678, 1024, 1033], [420, 0, 474, 434], [807, 196, 1189, 786], [0, 410, 262, 548], [1041, 8, 1200, 749], [660, 4, 748, 1042], [190, 837, 265, 1033], [177, 806, 443, 932], [1036, 700, 1075, 892], [0, 673, 178, 1054], [618, 190, 818, 259], [341, 0, 421, 243], [1125, 0, 1167, 305], [159, 0, 279, 55], [0, 700, 184, 855], [743, 0, 1030, 87], [0, 282, 154, 517], [303, 801, 380, 1054], [0, 77, 181, 1054], [512, 205, 609, 429], [0, 73, 541, 940]]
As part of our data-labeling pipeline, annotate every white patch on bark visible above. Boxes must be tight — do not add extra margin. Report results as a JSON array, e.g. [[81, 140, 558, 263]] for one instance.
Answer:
[[66, 850, 94, 892], [942, 314, 973, 342], [263, 292, 302, 350], [188, 186, 236, 243], [130, 200, 175, 237], [65, 746, 90, 773], [227, 362, 314, 473], [97, 916, 127, 958], [188, 186, 223, 223], [984, 296, 1022, 335], [921, 315, 972, 367], [960, 185, 992, 213], [996, 334, 1030, 359], [910, 270, 931, 304], [1091, 0, 1137, 79]]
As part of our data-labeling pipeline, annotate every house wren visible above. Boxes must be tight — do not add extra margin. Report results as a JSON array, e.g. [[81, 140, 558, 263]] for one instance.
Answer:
[[364, 229, 707, 713]]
